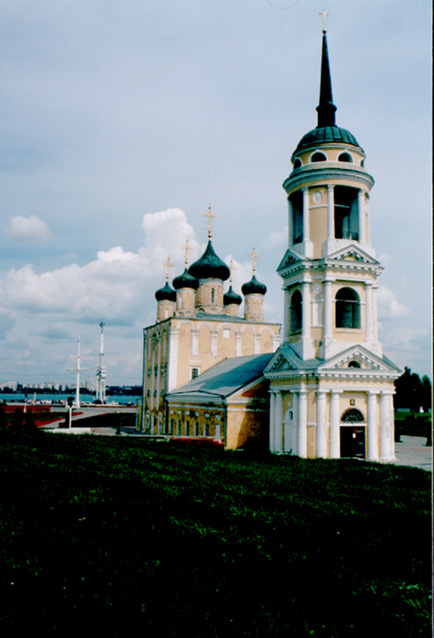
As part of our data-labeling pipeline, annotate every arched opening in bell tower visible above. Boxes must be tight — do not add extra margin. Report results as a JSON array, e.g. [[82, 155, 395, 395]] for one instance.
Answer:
[[335, 287, 361, 329], [289, 290, 302, 333], [334, 186, 359, 240]]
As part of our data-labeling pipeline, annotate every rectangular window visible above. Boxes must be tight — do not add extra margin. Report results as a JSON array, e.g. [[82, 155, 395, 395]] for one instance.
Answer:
[[169, 419, 174, 435], [191, 367, 199, 380], [194, 421, 199, 437], [334, 186, 359, 240], [185, 421, 190, 436], [177, 419, 181, 436], [204, 422, 210, 437], [223, 328, 230, 339]]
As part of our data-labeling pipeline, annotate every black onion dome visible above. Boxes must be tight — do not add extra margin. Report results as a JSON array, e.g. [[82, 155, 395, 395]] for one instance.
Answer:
[[224, 286, 242, 306], [295, 125, 360, 153], [173, 268, 198, 290], [188, 241, 230, 281], [242, 275, 267, 296], [155, 281, 176, 302]]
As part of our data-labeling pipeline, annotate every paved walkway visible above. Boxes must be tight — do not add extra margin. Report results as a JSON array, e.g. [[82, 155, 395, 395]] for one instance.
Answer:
[[386, 435, 432, 472]]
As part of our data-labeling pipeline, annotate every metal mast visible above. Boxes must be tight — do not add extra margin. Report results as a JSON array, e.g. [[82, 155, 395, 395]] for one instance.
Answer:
[[96, 321, 107, 403]]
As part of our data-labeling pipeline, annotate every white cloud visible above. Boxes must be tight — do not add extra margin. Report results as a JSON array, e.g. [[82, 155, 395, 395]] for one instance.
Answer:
[[4, 215, 51, 243], [377, 285, 409, 320], [264, 226, 288, 251]]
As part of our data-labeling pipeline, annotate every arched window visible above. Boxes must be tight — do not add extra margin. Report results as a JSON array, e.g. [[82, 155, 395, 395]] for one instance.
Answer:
[[211, 288, 215, 303], [348, 360, 361, 368], [335, 288, 360, 329], [293, 158, 302, 169], [290, 290, 302, 333], [338, 152, 353, 163], [341, 408, 365, 423], [311, 151, 327, 162]]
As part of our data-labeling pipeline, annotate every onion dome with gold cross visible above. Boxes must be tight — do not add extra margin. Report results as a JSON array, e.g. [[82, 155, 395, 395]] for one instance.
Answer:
[[173, 268, 198, 291], [224, 285, 242, 306], [187, 206, 230, 282], [241, 248, 267, 296], [155, 256, 176, 301]]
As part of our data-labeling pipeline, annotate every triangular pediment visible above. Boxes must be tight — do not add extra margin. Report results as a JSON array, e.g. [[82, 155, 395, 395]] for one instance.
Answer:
[[264, 344, 304, 374], [318, 345, 401, 374], [277, 249, 303, 273], [326, 245, 380, 266]]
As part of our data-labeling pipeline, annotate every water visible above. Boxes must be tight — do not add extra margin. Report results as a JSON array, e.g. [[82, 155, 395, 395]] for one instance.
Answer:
[[0, 392, 141, 407]]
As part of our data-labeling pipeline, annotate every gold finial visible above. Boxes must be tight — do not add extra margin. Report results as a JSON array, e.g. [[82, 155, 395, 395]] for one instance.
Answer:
[[319, 9, 328, 33], [228, 258, 237, 286], [181, 238, 192, 268], [163, 255, 173, 282], [248, 247, 260, 276], [204, 205, 215, 240]]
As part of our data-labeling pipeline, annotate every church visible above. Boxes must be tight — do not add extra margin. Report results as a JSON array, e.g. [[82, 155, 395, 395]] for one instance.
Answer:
[[140, 24, 401, 460]]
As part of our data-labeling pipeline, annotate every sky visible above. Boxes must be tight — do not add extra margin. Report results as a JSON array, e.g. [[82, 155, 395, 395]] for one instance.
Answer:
[[0, 0, 431, 387]]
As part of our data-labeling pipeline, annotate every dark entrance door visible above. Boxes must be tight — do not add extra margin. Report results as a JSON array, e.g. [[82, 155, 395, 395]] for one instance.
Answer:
[[340, 426, 366, 458]]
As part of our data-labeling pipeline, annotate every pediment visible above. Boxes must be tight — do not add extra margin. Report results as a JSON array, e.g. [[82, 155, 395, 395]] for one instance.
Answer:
[[264, 344, 303, 374], [319, 345, 401, 374], [326, 245, 380, 265], [277, 249, 303, 273]]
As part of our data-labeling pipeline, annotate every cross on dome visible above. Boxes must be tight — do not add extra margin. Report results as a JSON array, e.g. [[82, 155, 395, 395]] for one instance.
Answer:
[[163, 255, 173, 282], [181, 238, 192, 267], [249, 247, 260, 275], [204, 205, 215, 239], [229, 258, 237, 285]]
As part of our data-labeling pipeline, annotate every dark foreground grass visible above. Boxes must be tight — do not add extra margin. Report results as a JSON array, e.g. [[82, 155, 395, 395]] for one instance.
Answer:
[[0, 430, 431, 637]]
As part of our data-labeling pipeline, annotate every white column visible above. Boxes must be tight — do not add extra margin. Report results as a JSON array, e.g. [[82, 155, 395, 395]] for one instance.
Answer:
[[367, 391, 378, 460], [283, 288, 290, 341], [288, 198, 293, 246], [330, 390, 340, 458], [302, 188, 309, 241], [235, 331, 242, 356], [366, 194, 371, 244], [254, 332, 260, 354], [298, 390, 308, 458], [358, 190, 366, 243], [327, 184, 335, 239], [380, 392, 392, 460], [302, 281, 311, 340], [365, 283, 373, 342], [389, 394, 395, 459], [316, 391, 327, 458], [275, 391, 283, 453], [211, 330, 218, 356], [192, 328, 199, 356], [269, 391, 276, 452], [323, 280, 333, 342], [167, 327, 179, 391], [372, 286, 379, 342]]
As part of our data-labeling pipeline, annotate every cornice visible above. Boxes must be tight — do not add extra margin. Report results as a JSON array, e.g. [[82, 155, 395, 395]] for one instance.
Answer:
[[283, 166, 374, 193]]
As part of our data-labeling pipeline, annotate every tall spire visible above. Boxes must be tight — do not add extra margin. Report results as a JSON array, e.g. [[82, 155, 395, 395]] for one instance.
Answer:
[[316, 17, 337, 128]]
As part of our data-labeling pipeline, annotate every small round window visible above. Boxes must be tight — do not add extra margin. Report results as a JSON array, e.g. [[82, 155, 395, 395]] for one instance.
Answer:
[[338, 152, 353, 163], [293, 158, 302, 169], [311, 151, 327, 162]]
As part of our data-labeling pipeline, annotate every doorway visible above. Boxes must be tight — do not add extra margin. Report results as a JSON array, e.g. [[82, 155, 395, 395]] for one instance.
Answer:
[[340, 408, 366, 459]]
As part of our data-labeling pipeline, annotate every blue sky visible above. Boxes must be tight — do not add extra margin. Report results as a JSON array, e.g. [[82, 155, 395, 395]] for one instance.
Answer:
[[0, 0, 431, 386]]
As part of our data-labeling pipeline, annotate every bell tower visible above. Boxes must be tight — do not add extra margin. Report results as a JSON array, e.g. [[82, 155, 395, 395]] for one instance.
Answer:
[[264, 20, 401, 461], [279, 23, 381, 361]]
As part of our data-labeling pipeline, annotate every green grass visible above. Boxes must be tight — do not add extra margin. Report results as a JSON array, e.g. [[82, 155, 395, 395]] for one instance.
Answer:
[[0, 429, 431, 637]]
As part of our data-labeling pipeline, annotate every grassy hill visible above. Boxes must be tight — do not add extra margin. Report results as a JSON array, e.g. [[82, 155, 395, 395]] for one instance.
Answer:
[[0, 429, 431, 637]]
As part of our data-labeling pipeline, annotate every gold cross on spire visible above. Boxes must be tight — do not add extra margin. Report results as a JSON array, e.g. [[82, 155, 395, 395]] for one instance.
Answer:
[[248, 247, 260, 275], [320, 9, 328, 33], [163, 255, 173, 282], [204, 205, 215, 239], [181, 238, 192, 268], [229, 258, 236, 285]]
